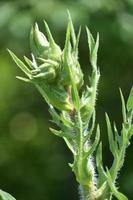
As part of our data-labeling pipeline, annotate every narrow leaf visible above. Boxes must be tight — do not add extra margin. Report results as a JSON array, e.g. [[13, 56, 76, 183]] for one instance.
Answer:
[[127, 86, 133, 111], [24, 56, 33, 69], [89, 124, 100, 154], [49, 127, 62, 137], [96, 142, 106, 185], [64, 138, 75, 155], [119, 88, 126, 123], [86, 27, 95, 53], [85, 124, 100, 157], [67, 10, 76, 47], [91, 32, 99, 68], [44, 21, 56, 47], [74, 27, 81, 57], [105, 113, 116, 155], [8, 50, 31, 77], [106, 169, 128, 200], [16, 76, 31, 82]]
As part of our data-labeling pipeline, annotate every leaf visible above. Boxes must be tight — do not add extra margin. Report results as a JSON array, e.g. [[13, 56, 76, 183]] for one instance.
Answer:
[[119, 88, 127, 123], [91, 33, 99, 68], [88, 124, 100, 155], [106, 169, 128, 200], [127, 86, 133, 111], [0, 189, 16, 200], [86, 27, 95, 53], [49, 127, 63, 137], [44, 20, 56, 48], [24, 56, 33, 69], [74, 27, 81, 57], [128, 125, 133, 138], [49, 106, 61, 126], [64, 137, 75, 155], [8, 50, 31, 77], [105, 113, 116, 155], [96, 142, 106, 186], [67, 10, 76, 48], [16, 76, 31, 82]]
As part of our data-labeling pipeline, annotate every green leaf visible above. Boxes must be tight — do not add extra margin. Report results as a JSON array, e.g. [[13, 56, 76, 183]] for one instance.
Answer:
[[127, 86, 133, 111], [49, 127, 63, 137], [88, 124, 100, 155], [64, 137, 75, 155], [16, 76, 31, 82], [8, 50, 31, 77], [96, 142, 106, 186], [91, 33, 99, 68], [86, 27, 95, 53], [0, 189, 16, 200], [74, 27, 81, 57], [24, 56, 33, 69], [106, 169, 128, 200], [67, 10, 76, 48], [119, 88, 127, 123], [128, 125, 133, 138], [44, 20, 56, 48], [105, 113, 116, 155], [49, 106, 61, 126]]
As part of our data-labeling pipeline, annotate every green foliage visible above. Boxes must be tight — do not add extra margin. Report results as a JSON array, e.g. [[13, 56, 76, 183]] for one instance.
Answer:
[[9, 12, 133, 200]]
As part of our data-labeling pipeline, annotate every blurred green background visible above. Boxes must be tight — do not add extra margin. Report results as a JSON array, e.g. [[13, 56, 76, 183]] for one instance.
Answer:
[[0, 0, 133, 199]]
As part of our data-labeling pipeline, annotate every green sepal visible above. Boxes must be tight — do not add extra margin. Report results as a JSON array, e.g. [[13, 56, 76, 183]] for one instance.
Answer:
[[0, 189, 16, 200]]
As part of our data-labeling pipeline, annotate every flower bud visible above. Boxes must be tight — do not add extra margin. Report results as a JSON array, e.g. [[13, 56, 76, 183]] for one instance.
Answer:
[[30, 23, 62, 62]]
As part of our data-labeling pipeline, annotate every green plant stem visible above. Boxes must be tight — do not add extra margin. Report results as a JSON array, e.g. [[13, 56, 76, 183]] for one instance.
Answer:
[[76, 111, 97, 200], [79, 184, 97, 200]]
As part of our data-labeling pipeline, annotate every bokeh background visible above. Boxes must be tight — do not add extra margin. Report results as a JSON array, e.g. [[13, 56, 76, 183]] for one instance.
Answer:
[[0, 0, 133, 199]]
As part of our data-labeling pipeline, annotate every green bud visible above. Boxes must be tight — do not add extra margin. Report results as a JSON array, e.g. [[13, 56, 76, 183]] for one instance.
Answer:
[[30, 23, 62, 61], [60, 20, 83, 90]]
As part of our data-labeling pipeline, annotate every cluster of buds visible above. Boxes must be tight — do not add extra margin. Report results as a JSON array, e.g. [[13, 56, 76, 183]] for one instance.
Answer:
[[8, 14, 83, 112]]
